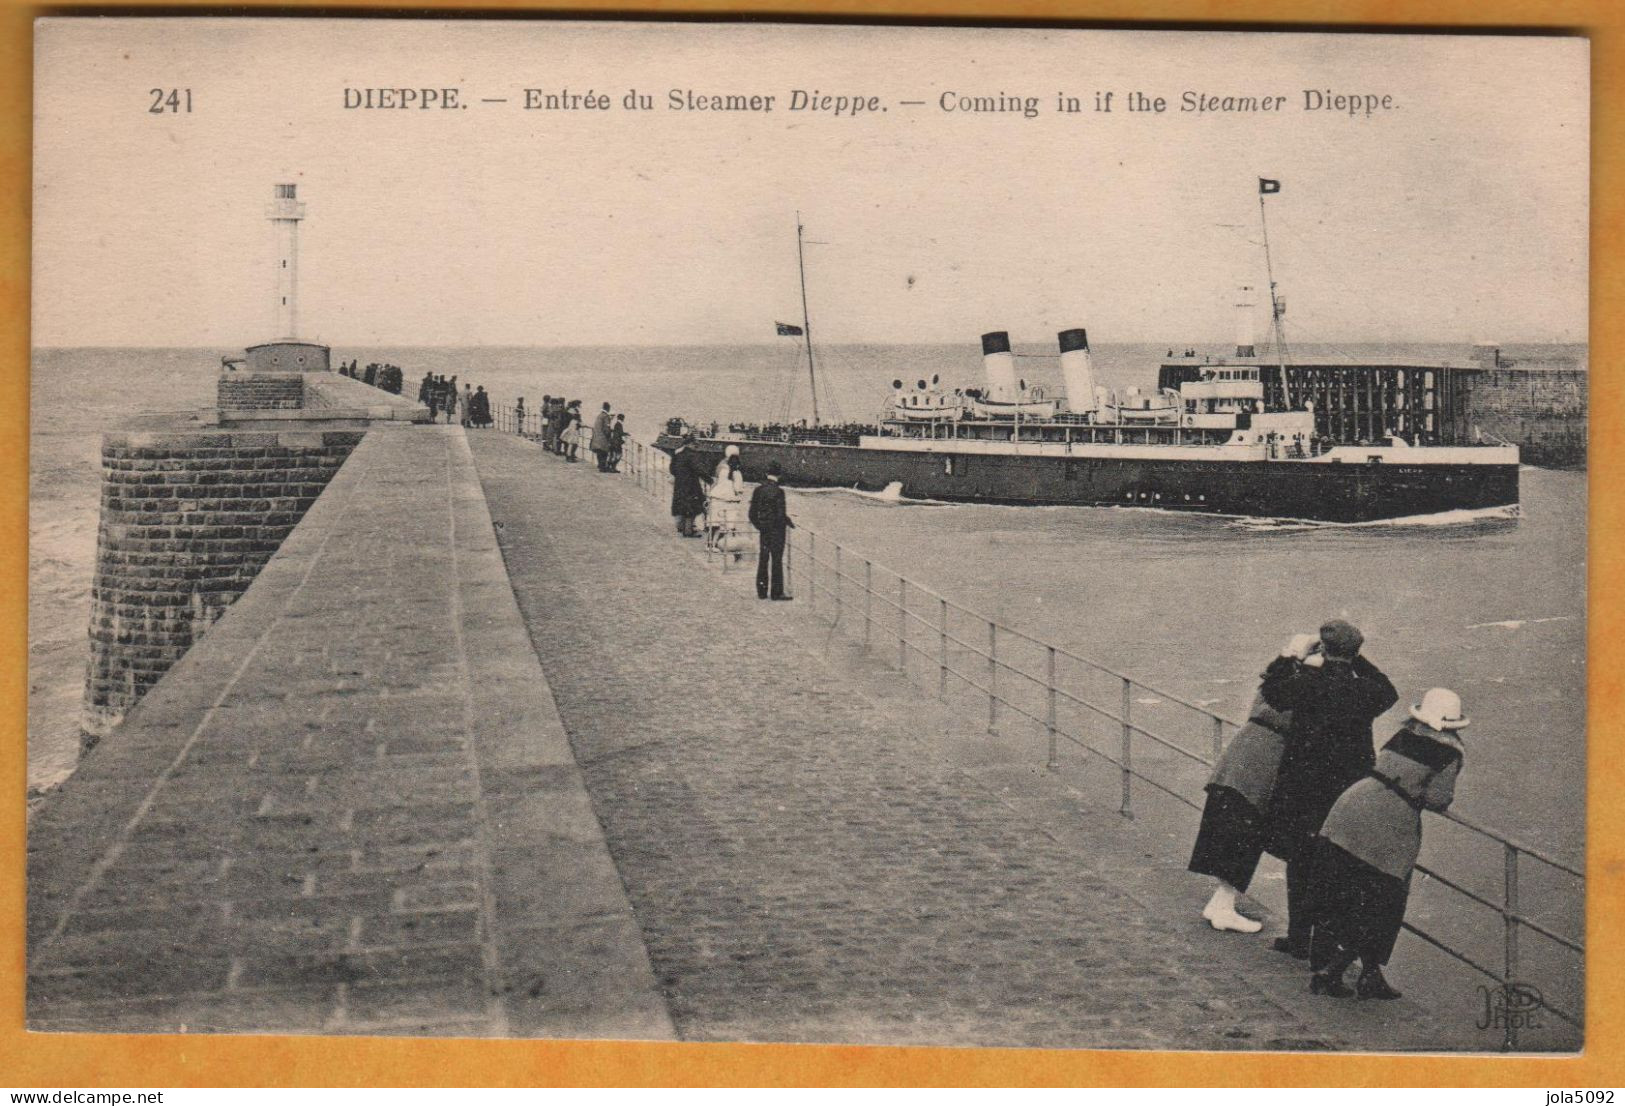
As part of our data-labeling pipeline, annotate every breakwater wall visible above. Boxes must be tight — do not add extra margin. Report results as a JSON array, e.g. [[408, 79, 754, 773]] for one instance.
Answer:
[[216, 372, 305, 411], [80, 366, 429, 749], [1469, 367, 1589, 468], [82, 428, 363, 745]]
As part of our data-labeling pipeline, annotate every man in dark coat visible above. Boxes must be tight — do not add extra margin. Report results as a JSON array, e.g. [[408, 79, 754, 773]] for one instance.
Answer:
[[748, 461, 794, 600], [1261, 618, 1398, 958], [669, 436, 708, 536], [590, 401, 614, 471]]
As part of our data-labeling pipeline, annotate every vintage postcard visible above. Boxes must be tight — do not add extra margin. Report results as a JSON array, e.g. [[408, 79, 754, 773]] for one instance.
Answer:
[[27, 17, 1587, 1055]]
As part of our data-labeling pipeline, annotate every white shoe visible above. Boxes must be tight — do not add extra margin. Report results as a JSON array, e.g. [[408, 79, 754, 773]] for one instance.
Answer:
[[1204, 907, 1263, 933]]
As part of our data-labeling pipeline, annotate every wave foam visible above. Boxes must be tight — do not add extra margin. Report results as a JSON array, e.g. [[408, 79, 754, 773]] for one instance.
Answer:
[[1467, 616, 1573, 631], [1230, 503, 1521, 532], [794, 481, 954, 506]]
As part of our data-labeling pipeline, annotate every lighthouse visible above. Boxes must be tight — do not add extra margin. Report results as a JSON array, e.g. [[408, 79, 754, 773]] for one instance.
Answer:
[[241, 181, 329, 372], [268, 182, 305, 340]]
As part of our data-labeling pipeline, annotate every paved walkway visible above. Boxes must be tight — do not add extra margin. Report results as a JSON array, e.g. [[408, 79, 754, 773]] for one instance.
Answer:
[[470, 431, 1345, 1050], [28, 427, 672, 1039]]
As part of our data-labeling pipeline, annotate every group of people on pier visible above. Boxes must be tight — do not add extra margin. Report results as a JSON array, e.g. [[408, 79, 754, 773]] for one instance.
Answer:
[[1189, 619, 1467, 1001], [511, 396, 627, 473], [417, 373, 494, 427], [667, 434, 794, 600], [338, 359, 403, 394]]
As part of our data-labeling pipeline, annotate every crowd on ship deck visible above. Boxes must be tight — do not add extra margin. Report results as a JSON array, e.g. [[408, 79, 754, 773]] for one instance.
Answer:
[[720, 420, 875, 446]]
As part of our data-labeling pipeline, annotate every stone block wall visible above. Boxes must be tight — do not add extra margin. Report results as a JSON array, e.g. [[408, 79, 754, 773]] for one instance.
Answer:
[[81, 429, 363, 746], [1466, 369, 1588, 468], [217, 372, 305, 410]]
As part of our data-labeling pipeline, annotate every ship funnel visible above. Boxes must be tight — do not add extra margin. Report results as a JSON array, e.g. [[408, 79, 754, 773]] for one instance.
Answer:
[[1058, 328, 1098, 414], [981, 331, 1018, 401], [1235, 285, 1257, 359]]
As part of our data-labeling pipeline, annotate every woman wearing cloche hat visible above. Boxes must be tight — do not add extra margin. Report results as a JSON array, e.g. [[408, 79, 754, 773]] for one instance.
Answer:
[[1302, 688, 1468, 999]]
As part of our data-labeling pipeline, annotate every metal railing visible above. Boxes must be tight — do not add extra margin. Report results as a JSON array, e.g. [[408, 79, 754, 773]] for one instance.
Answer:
[[611, 434, 1581, 1049]]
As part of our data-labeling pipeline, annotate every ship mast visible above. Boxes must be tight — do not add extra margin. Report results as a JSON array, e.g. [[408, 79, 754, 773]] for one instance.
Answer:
[[796, 212, 820, 426], [1257, 188, 1293, 408]]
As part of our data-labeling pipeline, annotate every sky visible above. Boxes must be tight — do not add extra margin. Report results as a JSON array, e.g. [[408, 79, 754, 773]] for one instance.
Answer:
[[32, 20, 1589, 348]]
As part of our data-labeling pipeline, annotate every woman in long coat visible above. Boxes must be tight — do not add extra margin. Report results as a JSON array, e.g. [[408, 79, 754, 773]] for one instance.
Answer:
[[1188, 634, 1314, 932], [1305, 687, 1467, 999], [669, 436, 708, 536]]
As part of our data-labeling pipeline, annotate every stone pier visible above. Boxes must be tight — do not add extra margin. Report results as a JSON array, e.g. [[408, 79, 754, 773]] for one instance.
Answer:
[[31, 418, 1461, 1049]]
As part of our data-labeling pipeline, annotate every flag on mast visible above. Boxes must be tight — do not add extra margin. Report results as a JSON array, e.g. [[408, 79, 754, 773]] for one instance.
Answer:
[[775, 321, 804, 336], [1259, 178, 1281, 194]]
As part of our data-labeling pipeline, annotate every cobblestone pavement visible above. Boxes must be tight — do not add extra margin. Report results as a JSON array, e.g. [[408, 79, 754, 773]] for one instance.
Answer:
[[28, 427, 671, 1039], [470, 431, 1338, 1050]]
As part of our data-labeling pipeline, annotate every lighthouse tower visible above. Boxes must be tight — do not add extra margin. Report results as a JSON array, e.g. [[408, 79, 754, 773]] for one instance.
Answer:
[[241, 181, 329, 372], [268, 182, 305, 339]]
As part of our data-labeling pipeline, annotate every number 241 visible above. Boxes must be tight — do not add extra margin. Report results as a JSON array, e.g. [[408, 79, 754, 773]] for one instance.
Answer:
[[149, 88, 192, 114]]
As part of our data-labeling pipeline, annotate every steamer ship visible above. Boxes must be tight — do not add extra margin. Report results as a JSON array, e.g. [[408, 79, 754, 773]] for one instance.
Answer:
[[659, 196, 1520, 525]]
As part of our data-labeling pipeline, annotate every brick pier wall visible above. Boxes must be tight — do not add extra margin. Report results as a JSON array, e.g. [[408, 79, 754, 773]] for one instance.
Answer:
[[81, 429, 363, 746], [1467, 368, 1588, 468], [217, 372, 306, 411]]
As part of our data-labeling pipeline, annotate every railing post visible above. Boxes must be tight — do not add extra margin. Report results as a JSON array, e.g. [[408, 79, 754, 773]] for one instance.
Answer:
[[1504, 843, 1520, 1051], [938, 597, 948, 699], [987, 622, 998, 734], [1045, 646, 1058, 770], [1211, 715, 1225, 764], [809, 532, 817, 610], [1120, 677, 1134, 819], [863, 560, 873, 648], [897, 577, 907, 672], [835, 544, 843, 620]]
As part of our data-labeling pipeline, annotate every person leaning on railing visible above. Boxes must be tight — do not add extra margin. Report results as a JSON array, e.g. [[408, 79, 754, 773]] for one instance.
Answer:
[[1188, 638, 1306, 934], [1303, 688, 1467, 1000]]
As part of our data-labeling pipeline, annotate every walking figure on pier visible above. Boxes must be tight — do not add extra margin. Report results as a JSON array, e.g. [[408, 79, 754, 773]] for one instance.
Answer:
[[1305, 688, 1467, 999], [749, 461, 795, 600], [1263, 620, 1398, 960]]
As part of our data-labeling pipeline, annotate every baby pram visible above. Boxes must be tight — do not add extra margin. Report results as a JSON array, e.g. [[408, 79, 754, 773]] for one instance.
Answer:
[[705, 495, 755, 567]]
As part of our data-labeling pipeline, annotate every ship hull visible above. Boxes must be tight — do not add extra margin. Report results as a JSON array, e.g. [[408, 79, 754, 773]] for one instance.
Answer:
[[660, 439, 1519, 524]]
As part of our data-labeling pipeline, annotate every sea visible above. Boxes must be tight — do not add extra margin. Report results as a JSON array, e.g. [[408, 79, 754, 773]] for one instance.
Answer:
[[30, 341, 1587, 870]]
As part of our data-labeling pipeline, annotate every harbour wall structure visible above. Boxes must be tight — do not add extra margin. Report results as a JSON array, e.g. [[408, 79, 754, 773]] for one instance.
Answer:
[[216, 372, 305, 410], [1158, 357, 1587, 468], [1468, 366, 1588, 469], [80, 356, 430, 749]]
